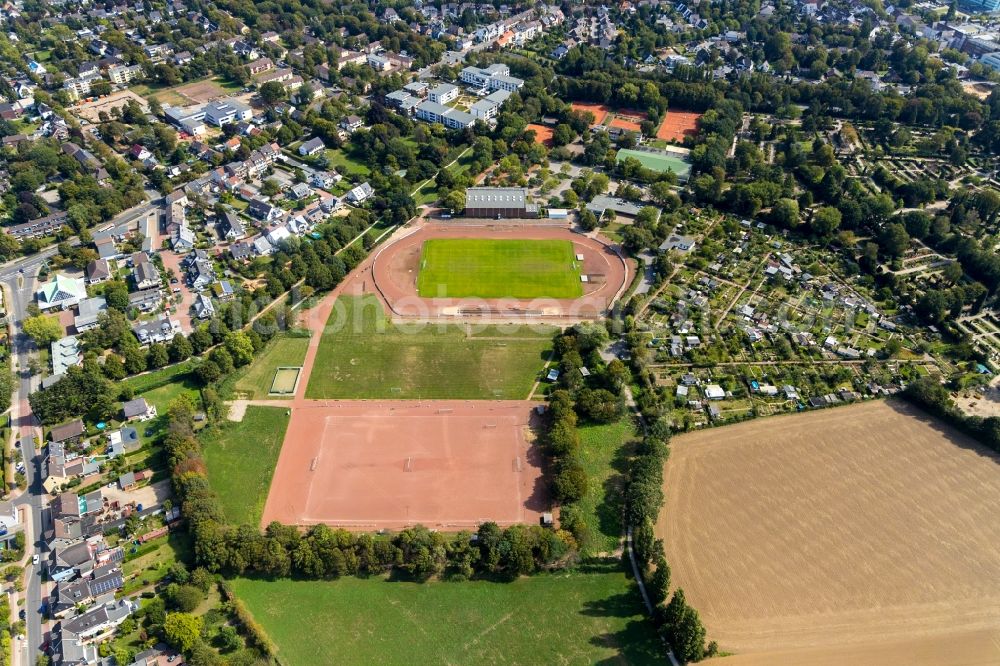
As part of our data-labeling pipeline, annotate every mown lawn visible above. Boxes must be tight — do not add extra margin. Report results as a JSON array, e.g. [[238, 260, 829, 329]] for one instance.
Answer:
[[142, 375, 201, 414], [575, 419, 637, 555], [232, 335, 310, 399], [231, 564, 661, 666], [324, 148, 371, 177], [305, 296, 552, 400], [201, 407, 290, 526], [416, 239, 583, 299]]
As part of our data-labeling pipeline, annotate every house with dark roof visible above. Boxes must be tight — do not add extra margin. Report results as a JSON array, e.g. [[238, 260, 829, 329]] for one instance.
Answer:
[[62, 598, 137, 640], [85, 259, 111, 284], [221, 211, 245, 240], [188, 257, 215, 291], [133, 317, 181, 345], [194, 293, 215, 319], [49, 420, 85, 446], [121, 397, 156, 422], [132, 258, 159, 290], [298, 136, 326, 156], [229, 241, 253, 261], [50, 540, 95, 582], [128, 289, 162, 313], [53, 568, 124, 618]]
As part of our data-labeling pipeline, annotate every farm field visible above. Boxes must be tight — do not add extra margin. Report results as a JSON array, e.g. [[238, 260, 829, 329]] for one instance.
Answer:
[[201, 407, 291, 526], [658, 399, 1000, 663], [232, 335, 310, 399], [304, 296, 553, 399], [231, 565, 661, 666], [416, 239, 582, 299]]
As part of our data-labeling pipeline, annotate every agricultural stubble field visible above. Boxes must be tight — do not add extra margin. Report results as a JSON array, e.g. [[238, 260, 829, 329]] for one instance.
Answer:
[[416, 238, 582, 300], [657, 399, 1000, 664]]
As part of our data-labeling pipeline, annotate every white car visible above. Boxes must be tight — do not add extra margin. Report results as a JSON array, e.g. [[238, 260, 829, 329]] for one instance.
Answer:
[[31, 554, 38, 566]]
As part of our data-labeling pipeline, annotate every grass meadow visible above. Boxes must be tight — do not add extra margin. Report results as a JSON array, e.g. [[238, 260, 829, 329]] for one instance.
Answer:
[[575, 419, 638, 556], [304, 296, 554, 400], [416, 239, 583, 299], [231, 563, 661, 666], [200, 407, 290, 526]]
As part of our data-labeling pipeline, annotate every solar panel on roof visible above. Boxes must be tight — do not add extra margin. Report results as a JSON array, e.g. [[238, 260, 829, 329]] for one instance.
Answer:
[[89, 575, 123, 596]]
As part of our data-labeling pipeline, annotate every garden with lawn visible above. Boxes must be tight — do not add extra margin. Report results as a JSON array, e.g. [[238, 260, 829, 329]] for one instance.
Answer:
[[200, 407, 291, 526], [231, 563, 661, 666], [304, 296, 553, 400], [416, 239, 583, 300]]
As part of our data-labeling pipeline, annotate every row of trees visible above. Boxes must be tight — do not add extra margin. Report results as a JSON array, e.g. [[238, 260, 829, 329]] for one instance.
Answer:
[[626, 414, 713, 662], [541, 324, 630, 545], [904, 377, 1000, 455]]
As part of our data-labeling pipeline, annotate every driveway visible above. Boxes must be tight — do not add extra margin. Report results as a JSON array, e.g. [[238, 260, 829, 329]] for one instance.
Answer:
[[157, 250, 196, 333]]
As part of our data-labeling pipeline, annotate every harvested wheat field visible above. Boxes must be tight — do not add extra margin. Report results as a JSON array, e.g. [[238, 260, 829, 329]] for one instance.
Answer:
[[658, 399, 1000, 665]]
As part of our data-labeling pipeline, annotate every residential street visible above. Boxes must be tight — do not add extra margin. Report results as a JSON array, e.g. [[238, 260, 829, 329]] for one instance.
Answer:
[[0, 195, 162, 663]]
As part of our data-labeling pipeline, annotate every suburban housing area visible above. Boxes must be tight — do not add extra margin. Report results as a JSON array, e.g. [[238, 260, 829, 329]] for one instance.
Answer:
[[0, 0, 994, 664]]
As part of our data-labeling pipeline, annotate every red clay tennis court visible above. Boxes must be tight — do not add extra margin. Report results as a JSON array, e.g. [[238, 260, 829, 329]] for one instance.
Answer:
[[261, 400, 548, 530], [657, 110, 702, 142], [526, 123, 554, 146], [571, 101, 611, 126], [610, 117, 643, 133]]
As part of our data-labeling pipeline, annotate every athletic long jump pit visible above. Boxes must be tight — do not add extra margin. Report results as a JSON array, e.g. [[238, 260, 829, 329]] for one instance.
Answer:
[[370, 223, 631, 321], [260, 400, 548, 530]]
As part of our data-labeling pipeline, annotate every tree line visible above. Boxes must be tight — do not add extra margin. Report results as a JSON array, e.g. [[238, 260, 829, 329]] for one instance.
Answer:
[[903, 377, 1000, 456], [625, 417, 714, 662]]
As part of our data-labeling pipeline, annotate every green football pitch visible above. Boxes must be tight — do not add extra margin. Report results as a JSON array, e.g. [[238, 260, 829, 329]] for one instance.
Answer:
[[616, 148, 691, 179], [416, 239, 583, 299]]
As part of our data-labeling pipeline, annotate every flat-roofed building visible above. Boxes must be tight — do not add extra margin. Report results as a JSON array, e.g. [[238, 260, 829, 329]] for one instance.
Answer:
[[464, 187, 538, 219]]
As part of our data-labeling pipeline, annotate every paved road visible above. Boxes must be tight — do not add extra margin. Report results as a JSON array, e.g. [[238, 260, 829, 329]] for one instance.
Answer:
[[4, 257, 48, 662]]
